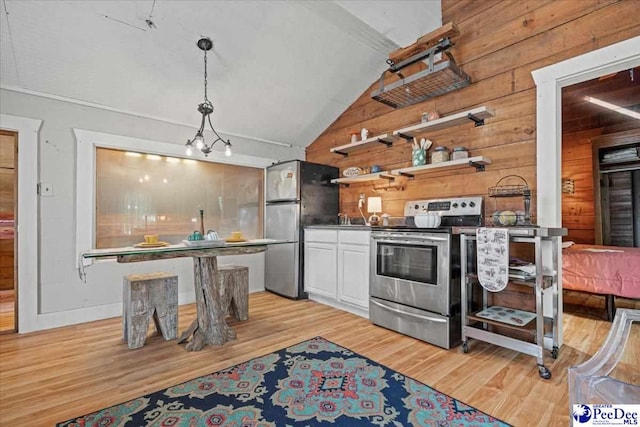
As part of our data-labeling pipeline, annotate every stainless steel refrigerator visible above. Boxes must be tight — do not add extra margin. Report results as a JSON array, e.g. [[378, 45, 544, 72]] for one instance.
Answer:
[[265, 160, 339, 299]]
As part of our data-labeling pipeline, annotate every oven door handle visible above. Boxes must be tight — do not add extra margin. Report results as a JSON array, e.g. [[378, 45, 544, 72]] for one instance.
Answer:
[[370, 299, 447, 323], [372, 239, 445, 246], [372, 234, 448, 242]]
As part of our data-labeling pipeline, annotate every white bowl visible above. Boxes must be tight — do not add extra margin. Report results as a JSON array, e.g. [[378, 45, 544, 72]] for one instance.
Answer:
[[414, 213, 441, 228]]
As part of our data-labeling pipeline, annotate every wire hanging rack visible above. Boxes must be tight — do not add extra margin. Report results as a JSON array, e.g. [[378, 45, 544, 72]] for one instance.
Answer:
[[488, 175, 532, 226]]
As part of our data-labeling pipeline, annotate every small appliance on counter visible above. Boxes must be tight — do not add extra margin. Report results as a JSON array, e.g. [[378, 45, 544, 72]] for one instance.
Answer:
[[265, 160, 339, 299]]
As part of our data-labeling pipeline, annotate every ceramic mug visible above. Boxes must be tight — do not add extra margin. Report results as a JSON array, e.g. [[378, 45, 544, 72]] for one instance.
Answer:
[[188, 230, 203, 241], [144, 234, 159, 244], [205, 230, 219, 241]]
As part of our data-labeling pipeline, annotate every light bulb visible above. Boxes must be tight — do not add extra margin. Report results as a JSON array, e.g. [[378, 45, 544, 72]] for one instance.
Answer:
[[186, 146, 193, 156], [194, 135, 204, 150], [225, 144, 232, 157]]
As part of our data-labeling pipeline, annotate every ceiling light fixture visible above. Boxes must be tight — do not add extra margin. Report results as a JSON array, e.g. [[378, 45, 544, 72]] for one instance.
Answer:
[[185, 37, 232, 157], [584, 96, 640, 120]]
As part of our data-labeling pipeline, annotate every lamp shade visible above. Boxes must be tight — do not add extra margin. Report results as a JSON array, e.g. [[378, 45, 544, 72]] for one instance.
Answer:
[[367, 197, 382, 213]]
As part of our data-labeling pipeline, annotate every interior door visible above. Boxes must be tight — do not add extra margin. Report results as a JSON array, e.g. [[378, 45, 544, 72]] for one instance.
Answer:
[[0, 130, 17, 332]]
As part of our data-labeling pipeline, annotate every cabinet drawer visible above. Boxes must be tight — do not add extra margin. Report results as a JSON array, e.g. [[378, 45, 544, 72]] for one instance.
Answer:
[[338, 230, 370, 245], [305, 229, 337, 243]]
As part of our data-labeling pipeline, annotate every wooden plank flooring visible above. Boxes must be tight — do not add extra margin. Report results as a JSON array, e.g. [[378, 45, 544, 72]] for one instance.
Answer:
[[0, 290, 15, 332], [0, 291, 638, 426]]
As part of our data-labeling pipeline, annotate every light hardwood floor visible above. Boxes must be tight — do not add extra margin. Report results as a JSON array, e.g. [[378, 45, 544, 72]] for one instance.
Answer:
[[0, 290, 15, 333], [0, 291, 637, 426]]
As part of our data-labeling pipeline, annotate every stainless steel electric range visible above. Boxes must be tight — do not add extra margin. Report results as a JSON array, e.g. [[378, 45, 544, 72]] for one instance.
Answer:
[[369, 196, 484, 349]]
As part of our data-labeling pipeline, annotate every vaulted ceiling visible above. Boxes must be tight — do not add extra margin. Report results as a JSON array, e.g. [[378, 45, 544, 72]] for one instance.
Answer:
[[0, 1, 442, 149]]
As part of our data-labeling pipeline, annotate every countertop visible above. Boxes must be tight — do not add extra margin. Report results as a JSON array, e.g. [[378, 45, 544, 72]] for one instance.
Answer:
[[305, 224, 371, 230], [453, 226, 567, 237]]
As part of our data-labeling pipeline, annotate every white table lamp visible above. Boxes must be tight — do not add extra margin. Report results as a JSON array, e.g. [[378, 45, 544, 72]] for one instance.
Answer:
[[367, 196, 382, 226]]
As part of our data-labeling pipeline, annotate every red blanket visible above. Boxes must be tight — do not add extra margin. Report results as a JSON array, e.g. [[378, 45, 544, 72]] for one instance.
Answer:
[[563, 244, 640, 299]]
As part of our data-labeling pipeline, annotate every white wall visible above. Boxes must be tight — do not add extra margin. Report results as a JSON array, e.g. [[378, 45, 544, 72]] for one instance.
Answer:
[[0, 88, 303, 332]]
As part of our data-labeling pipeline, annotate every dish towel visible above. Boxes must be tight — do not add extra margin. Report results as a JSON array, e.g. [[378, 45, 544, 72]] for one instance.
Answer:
[[476, 227, 509, 292]]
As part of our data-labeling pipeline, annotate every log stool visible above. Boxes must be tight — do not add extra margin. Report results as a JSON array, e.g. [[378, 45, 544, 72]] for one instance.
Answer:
[[123, 272, 178, 349], [218, 265, 249, 321]]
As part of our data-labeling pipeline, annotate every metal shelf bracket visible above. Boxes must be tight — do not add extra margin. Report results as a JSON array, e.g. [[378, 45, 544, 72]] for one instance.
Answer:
[[467, 113, 485, 127], [468, 160, 486, 171]]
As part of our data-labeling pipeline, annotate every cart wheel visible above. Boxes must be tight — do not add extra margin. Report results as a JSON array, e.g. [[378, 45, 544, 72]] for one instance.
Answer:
[[551, 346, 559, 359], [538, 365, 552, 380], [462, 342, 469, 353]]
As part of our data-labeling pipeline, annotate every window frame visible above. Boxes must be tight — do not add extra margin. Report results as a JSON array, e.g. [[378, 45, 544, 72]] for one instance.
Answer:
[[74, 129, 275, 266]]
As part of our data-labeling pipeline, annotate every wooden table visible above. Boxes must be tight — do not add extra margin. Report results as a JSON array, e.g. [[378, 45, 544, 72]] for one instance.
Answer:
[[81, 239, 284, 351]]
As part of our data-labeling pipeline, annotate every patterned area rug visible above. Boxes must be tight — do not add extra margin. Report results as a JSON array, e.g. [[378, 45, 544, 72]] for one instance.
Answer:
[[57, 337, 510, 426]]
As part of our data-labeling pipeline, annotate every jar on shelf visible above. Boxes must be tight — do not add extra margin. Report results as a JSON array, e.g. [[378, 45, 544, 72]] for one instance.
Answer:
[[452, 146, 469, 160], [431, 146, 450, 163], [349, 130, 359, 144]]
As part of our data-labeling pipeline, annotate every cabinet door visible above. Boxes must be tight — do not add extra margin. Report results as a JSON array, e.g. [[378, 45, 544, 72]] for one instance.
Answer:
[[337, 243, 369, 309], [304, 242, 337, 298]]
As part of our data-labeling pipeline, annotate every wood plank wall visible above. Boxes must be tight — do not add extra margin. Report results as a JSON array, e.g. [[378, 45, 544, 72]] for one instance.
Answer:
[[306, 0, 640, 223], [561, 129, 601, 243]]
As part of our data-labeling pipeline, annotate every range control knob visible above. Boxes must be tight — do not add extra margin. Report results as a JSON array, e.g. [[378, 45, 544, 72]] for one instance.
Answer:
[[414, 204, 419, 210], [469, 201, 476, 207], [452, 203, 459, 208], [461, 202, 467, 208]]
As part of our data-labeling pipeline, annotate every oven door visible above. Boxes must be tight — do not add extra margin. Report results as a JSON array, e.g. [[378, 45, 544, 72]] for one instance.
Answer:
[[370, 232, 452, 315]]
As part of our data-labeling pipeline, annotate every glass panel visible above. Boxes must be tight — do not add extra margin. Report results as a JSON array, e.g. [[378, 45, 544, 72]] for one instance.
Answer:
[[95, 148, 263, 248], [376, 243, 437, 284]]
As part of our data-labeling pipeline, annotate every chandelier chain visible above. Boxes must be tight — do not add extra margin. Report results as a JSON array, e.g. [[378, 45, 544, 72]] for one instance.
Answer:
[[203, 48, 209, 104]]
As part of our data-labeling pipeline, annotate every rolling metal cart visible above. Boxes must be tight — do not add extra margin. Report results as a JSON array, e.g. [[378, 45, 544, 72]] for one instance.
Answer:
[[455, 226, 566, 379]]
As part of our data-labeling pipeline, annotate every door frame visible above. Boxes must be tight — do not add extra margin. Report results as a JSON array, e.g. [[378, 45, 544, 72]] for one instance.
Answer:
[[0, 129, 18, 332], [532, 36, 640, 227], [531, 35, 640, 347], [0, 114, 41, 333]]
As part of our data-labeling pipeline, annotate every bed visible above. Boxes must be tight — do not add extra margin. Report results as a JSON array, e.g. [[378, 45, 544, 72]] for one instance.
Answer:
[[562, 244, 640, 320]]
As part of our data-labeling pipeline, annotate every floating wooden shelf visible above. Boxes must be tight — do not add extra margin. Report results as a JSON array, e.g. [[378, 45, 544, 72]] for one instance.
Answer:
[[330, 134, 395, 156], [393, 106, 495, 140], [331, 172, 396, 186], [391, 156, 492, 177]]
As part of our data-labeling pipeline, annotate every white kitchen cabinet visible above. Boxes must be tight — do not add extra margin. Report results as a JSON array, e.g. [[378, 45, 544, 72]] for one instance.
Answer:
[[304, 227, 370, 318], [337, 230, 370, 310], [304, 229, 338, 298]]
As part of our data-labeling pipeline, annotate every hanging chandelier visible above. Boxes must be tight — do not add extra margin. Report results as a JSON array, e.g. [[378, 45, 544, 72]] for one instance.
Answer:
[[185, 37, 232, 157]]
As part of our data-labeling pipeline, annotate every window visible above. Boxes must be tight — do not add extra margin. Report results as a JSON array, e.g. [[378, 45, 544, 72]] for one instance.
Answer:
[[95, 148, 263, 248]]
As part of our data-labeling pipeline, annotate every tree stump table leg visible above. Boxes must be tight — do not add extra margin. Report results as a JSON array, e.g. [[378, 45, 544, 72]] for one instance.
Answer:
[[178, 256, 235, 351]]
